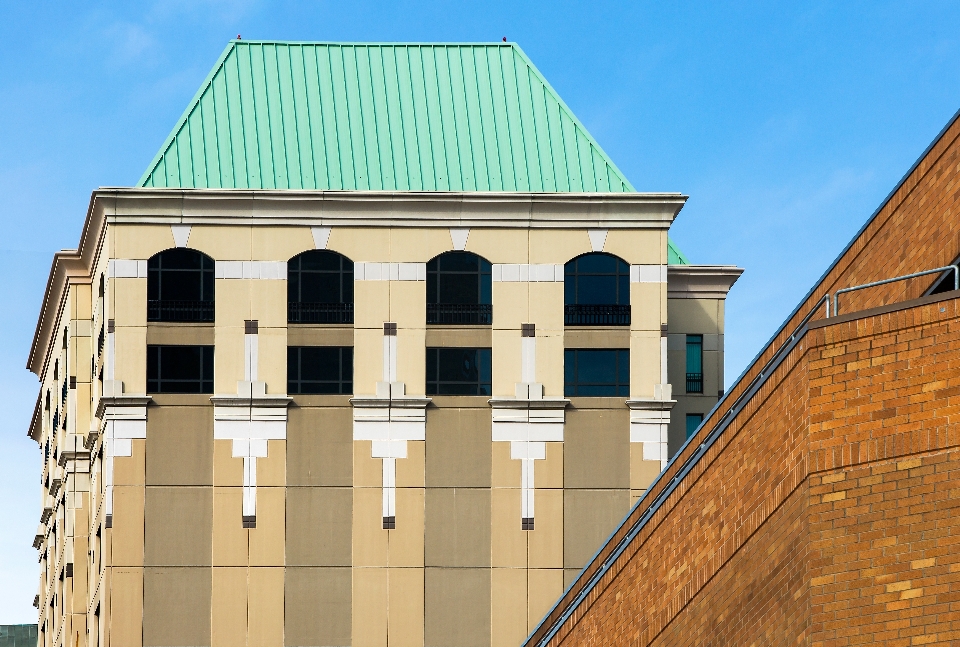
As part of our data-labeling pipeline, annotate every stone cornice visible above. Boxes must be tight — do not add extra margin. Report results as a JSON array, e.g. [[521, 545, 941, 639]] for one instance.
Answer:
[[488, 397, 570, 410], [667, 265, 744, 300]]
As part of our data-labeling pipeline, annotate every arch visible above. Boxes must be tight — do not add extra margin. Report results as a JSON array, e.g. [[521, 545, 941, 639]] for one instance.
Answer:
[[147, 248, 215, 322], [564, 252, 630, 326], [426, 251, 492, 325], [287, 250, 354, 324]]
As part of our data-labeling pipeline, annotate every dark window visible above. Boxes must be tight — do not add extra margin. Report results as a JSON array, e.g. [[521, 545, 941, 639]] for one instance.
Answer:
[[147, 249, 215, 322], [427, 252, 492, 325], [287, 346, 353, 394], [686, 334, 703, 393], [686, 413, 704, 439], [564, 253, 630, 325], [146, 345, 214, 393], [564, 349, 630, 396], [288, 251, 354, 324], [426, 347, 492, 395]]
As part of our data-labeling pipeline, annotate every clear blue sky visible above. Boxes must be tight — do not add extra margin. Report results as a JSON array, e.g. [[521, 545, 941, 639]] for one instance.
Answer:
[[3, 0, 960, 622]]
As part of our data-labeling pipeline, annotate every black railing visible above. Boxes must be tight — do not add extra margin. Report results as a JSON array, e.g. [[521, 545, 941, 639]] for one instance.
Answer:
[[148, 300, 215, 322], [426, 303, 493, 325], [564, 304, 631, 326], [686, 373, 703, 394], [288, 302, 354, 324]]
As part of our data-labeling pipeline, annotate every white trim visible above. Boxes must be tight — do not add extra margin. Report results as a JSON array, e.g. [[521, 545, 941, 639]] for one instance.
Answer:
[[107, 259, 147, 279], [215, 261, 287, 280], [171, 225, 191, 248], [587, 229, 607, 252], [354, 262, 426, 281], [492, 264, 563, 282], [630, 264, 668, 283], [311, 226, 332, 250], [450, 228, 470, 251]]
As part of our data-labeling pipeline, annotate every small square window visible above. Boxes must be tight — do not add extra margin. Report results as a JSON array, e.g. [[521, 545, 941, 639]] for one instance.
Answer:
[[426, 347, 492, 395], [686, 413, 704, 439], [287, 346, 353, 395], [146, 345, 214, 393]]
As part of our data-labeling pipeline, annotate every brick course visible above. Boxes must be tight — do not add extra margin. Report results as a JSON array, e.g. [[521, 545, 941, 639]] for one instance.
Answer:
[[526, 112, 960, 646]]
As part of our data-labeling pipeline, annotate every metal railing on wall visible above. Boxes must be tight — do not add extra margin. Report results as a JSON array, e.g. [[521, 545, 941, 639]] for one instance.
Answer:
[[564, 304, 630, 326], [426, 303, 492, 325]]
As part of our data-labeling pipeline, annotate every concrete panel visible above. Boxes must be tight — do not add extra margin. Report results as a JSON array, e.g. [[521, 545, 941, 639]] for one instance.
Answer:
[[630, 331, 660, 400], [213, 439, 242, 487], [353, 327, 384, 396], [491, 327, 521, 397], [251, 226, 313, 262], [143, 566, 211, 647], [113, 438, 145, 486], [424, 488, 491, 567], [563, 489, 630, 570], [631, 444, 664, 491], [390, 487, 425, 567], [491, 439, 520, 488], [114, 326, 147, 393], [144, 486, 212, 566], [528, 282, 564, 332], [491, 488, 526, 568], [112, 277, 147, 328], [535, 441, 563, 489], [527, 569, 564, 632], [563, 568, 582, 590], [285, 567, 352, 647], [424, 567, 490, 647], [189, 225, 252, 261], [145, 405, 214, 486], [563, 327, 631, 349], [211, 567, 247, 647], [604, 229, 664, 265], [109, 567, 143, 647], [249, 486, 285, 567], [248, 567, 284, 647], [286, 487, 352, 566], [287, 405, 353, 487], [328, 226, 390, 265], [424, 326, 492, 348], [354, 440, 383, 489], [537, 333, 565, 397], [353, 280, 391, 330], [257, 327, 288, 393], [630, 282, 665, 332], [528, 229, 591, 264], [492, 282, 529, 330], [286, 325, 354, 347], [491, 568, 527, 647], [114, 224, 176, 259], [425, 406, 492, 488], [111, 486, 144, 567], [353, 487, 388, 567], [396, 439, 425, 488], [465, 227, 529, 264], [564, 407, 630, 489], [257, 440, 286, 487], [352, 567, 388, 647], [388, 567, 425, 647], [146, 323, 215, 346], [390, 227, 452, 262], [396, 325, 426, 395], [668, 298, 722, 335], [527, 488, 563, 569], [212, 487, 247, 566]]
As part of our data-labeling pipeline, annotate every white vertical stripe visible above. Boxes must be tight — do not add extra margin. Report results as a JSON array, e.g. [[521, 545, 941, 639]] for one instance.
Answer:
[[660, 336, 668, 385], [521, 458, 535, 519], [105, 332, 115, 381], [521, 337, 536, 384], [382, 334, 397, 383], [245, 334, 258, 382], [382, 458, 397, 518], [242, 456, 257, 517]]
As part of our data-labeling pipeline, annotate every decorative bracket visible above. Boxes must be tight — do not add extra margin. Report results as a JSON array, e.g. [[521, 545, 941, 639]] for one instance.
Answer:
[[626, 387, 676, 470], [96, 391, 151, 528]]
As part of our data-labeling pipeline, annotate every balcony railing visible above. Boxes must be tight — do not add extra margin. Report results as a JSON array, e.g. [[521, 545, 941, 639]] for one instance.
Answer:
[[426, 303, 493, 325], [564, 304, 631, 326], [686, 373, 703, 394], [288, 302, 354, 324], [148, 300, 215, 323]]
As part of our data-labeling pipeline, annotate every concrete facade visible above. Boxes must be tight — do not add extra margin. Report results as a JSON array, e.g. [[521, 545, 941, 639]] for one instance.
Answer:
[[27, 190, 738, 647]]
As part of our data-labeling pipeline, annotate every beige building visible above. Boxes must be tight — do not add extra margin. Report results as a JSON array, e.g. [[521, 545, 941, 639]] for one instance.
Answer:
[[27, 41, 739, 647]]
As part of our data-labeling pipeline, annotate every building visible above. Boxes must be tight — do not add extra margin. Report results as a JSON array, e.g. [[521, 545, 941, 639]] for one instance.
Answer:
[[27, 41, 740, 647], [525, 109, 960, 645], [0, 626, 39, 647]]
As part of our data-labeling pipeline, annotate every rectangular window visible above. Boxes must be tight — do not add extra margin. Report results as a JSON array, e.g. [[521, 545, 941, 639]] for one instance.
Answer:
[[287, 346, 353, 394], [686, 334, 703, 393], [426, 347, 491, 395], [686, 413, 704, 439], [147, 345, 213, 393], [564, 349, 630, 397]]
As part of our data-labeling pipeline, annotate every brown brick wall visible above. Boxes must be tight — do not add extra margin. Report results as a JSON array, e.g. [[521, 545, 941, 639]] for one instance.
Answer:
[[535, 296, 960, 646]]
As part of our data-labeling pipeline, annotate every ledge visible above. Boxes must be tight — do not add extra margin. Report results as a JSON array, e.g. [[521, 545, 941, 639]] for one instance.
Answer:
[[95, 395, 152, 419], [488, 397, 570, 409], [626, 398, 677, 411], [209, 395, 293, 407], [667, 265, 743, 300], [350, 396, 432, 408]]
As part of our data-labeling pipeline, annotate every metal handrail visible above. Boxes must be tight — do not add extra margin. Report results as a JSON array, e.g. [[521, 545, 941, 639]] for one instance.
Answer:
[[834, 265, 958, 316], [526, 290, 831, 647]]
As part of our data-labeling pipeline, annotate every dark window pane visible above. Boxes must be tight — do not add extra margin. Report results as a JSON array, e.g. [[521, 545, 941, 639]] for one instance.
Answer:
[[287, 250, 354, 324], [564, 349, 629, 397], [564, 253, 630, 325], [426, 347, 492, 395], [287, 346, 353, 395], [147, 345, 214, 393], [426, 252, 493, 325], [147, 249, 215, 322], [686, 414, 704, 439]]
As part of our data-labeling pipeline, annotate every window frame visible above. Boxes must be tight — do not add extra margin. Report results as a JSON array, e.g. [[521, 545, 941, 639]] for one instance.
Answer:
[[147, 249, 215, 323], [287, 250, 355, 324], [146, 345, 214, 394], [287, 346, 354, 395], [425, 347, 492, 395], [563, 253, 631, 326], [685, 334, 704, 394], [686, 413, 704, 439], [426, 251, 493, 325], [563, 348, 630, 397]]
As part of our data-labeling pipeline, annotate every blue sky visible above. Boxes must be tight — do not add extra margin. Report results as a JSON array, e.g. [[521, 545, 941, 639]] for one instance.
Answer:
[[3, 0, 960, 622]]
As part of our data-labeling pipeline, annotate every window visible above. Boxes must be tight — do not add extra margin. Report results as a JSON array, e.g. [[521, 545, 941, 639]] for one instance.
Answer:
[[686, 335, 703, 393], [146, 345, 214, 393], [564, 349, 630, 396], [288, 250, 354, 324], [426, 252, 492, 325], [564, 253, 630, 325], [287, 346, 353, 394], [686, 413, 704, 439], [147, 249, 215, 322], [426, 347, 491, 395]]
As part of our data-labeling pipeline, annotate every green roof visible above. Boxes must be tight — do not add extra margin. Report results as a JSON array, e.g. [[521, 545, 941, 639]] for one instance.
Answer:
[[138, 40, 690, 261]]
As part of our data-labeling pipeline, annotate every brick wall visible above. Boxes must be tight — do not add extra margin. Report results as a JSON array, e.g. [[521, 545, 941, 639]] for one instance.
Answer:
[[527, 109, 960, 646]]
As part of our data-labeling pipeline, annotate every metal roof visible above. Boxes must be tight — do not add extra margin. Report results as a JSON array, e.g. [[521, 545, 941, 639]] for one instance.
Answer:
[[138, 40, 690, 261]]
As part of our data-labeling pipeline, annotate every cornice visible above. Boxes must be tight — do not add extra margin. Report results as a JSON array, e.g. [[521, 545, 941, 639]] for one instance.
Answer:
[[667, 265, 744, 300]]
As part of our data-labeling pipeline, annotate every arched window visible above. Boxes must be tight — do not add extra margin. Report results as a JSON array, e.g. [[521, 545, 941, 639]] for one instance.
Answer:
[[427, 251, 492, 325], [288, 250, 354, 324], [564, 253, 630, 325], [147, 249, 215, 322]]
